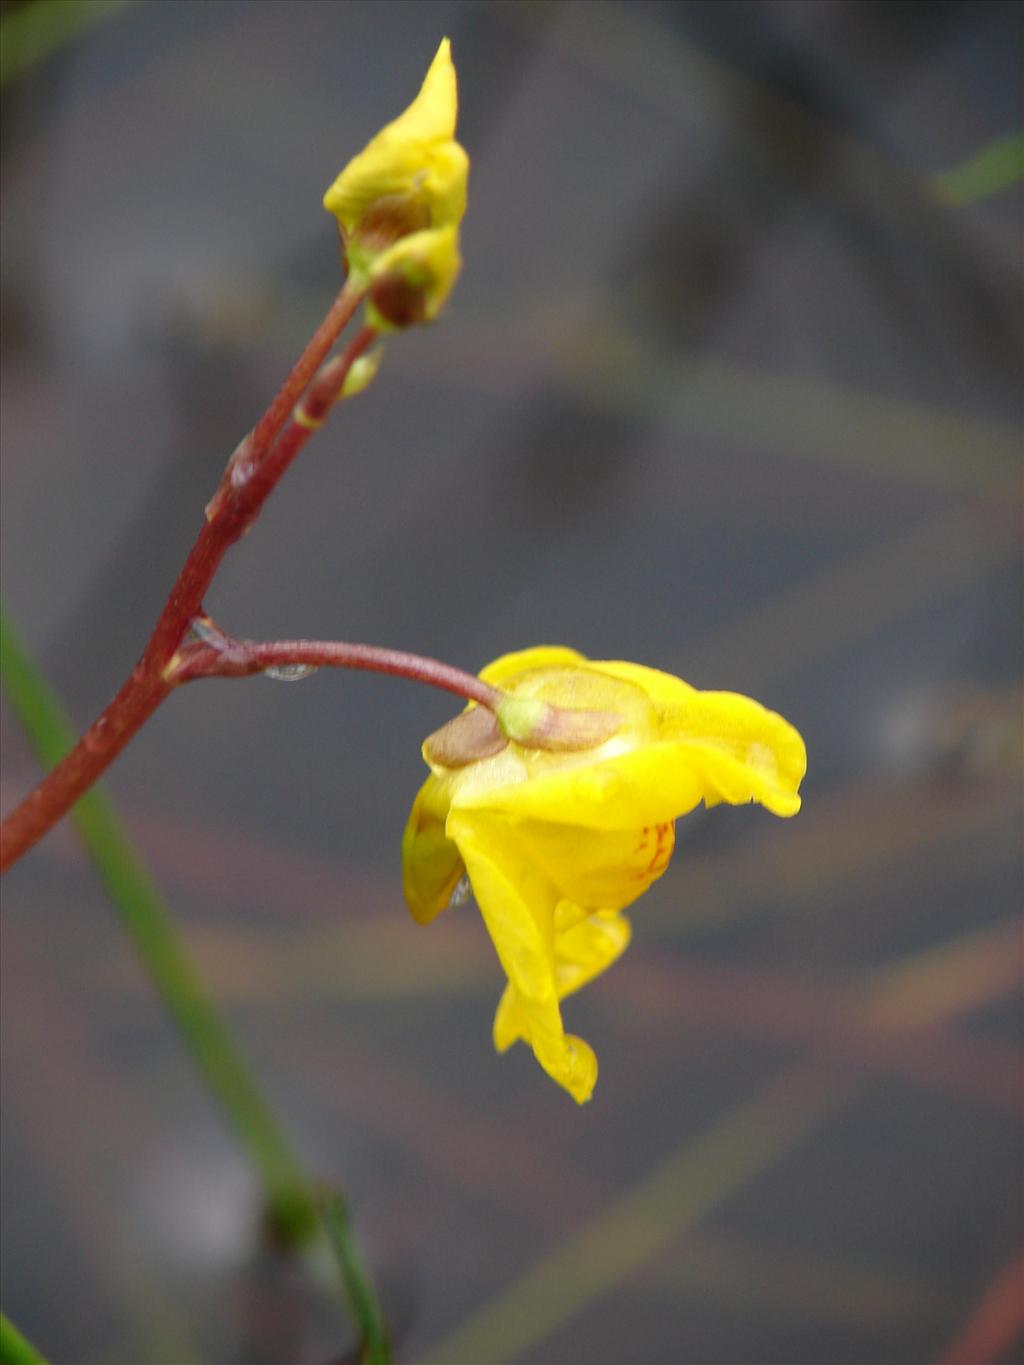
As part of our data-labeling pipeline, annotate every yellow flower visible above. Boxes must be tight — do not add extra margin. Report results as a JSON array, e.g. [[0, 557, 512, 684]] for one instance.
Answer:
[[323, 37, 469, 304], [402, 647, 807, 1104]]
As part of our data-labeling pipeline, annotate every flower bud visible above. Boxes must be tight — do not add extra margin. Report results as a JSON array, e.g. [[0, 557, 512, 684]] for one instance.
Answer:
[[339, 349, 383, 399], [323, 37, 468, 307], [365, 224, 461, 331]]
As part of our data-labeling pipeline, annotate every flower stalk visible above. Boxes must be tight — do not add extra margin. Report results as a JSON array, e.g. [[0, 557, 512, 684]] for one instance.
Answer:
[[166, 621, 502, 707]]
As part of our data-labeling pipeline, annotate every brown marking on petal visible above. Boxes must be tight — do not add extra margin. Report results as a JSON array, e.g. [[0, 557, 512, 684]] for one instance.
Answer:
[[355, 194, 432, 252], [645, 822, 674, 875], [622, 823, 675, 884], [424, 706, 508, 768], [620, 825, 651, 882]]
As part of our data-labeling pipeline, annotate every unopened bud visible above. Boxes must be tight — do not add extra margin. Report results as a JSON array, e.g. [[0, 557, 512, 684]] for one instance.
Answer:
[[323, 40, 465, 240], [340, 349, 383, 399], [367, 273, 430, 330], [366, 224, 461, 331]]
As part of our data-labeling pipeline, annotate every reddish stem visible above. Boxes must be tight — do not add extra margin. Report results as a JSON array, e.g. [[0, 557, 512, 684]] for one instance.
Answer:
[[232, 327, 376, 524], [170, 631, 501, 710], [0, 289, 367, 875], [251, 282, 364, 468], [1, 668, 173, 873], [147, 291, 368, 665]]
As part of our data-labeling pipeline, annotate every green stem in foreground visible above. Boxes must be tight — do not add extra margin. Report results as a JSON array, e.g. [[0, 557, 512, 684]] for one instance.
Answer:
[[0, 1312, 49, 1365], [0, 609, 390, 1359], [319, 1188, 390, 1365]]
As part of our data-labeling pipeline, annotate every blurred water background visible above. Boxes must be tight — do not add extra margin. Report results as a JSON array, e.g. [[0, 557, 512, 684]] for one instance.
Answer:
[[1, 2, 1021, 1362]]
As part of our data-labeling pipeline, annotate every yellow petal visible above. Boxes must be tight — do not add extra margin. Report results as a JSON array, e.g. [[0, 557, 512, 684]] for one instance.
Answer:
[[386, 37, 459, 145], [494, 905, 631, 1036], [323, 38, 466, 237], [554, 908, 632, 999], [520, 820, 675, 910], [488, 894, 625, 1102], [478, 645, 586, 688], [401, 773, 464, 923], [449, 811, 599, 1103], [447, 811, 555, 1001], [451, 690, 804, 826], [492, 983, 598, 1104], [661, 690, 807, 816], [588, 659, 697, 709], [415, 139, 469, 229], [450, 741, 702, 827], [492, 982, 520, 1052], [553, 899, 590, 934]]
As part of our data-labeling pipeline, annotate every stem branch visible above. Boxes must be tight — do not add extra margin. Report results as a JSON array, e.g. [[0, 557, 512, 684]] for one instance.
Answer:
[[171, 630, 501, 710], [0, 289, 368, 874]]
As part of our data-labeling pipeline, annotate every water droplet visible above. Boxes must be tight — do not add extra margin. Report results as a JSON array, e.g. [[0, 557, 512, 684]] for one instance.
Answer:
[[264, 663, 317, 682], [448, 874, 472, 908]]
